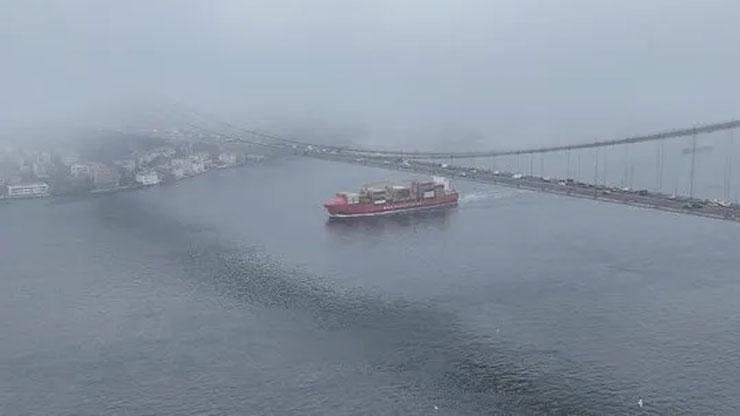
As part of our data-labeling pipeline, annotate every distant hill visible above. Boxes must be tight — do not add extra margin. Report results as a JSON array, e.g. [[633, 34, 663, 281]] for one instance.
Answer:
[[3, 126, 168, 163], [72, 129, 167, 163]]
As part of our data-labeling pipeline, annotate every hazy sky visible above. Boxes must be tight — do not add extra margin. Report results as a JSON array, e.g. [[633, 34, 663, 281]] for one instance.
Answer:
[[2, 0, 739, 149]]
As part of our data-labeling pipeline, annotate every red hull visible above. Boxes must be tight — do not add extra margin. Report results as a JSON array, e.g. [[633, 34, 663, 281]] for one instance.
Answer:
[[325, 192, 458, 218]]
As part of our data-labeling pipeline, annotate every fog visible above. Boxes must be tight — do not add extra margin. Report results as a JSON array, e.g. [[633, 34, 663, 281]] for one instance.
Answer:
[[6, 4, 740, 415], [2, 0, 739, 150]]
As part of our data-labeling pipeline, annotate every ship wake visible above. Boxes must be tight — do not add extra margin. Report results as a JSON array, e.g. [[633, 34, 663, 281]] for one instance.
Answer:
[[459, 189, 528, 205]]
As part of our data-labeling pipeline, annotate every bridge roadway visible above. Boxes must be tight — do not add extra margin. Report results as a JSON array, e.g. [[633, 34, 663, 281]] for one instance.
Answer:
[[302, 151, 740, 223]]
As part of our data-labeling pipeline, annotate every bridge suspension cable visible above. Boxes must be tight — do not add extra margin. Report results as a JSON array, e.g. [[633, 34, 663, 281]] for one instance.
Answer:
[[389, 120, 740, 159], [165, 106, 740, 161]]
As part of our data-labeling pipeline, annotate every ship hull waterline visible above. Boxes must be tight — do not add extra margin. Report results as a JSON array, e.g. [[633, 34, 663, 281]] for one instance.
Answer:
[[326, 200, 458, 218]]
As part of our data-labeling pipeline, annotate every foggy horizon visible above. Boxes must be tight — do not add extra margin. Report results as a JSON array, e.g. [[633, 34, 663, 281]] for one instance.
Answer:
[[3, 1, 739, 151]]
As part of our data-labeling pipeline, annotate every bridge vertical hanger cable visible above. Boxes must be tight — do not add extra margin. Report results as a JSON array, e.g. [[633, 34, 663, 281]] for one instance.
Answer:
[[655, 141, 663, 192], [723, 134, 729, 201], [689, 128, 698, 199], [577, 152, 582, 181], [529, 154, 534, 176], [623, 144, 629, 187], [566, 149, 571, 178], [594, 147, 600, 185], [655, 142, 659, 191], [729, 129, 735, 202], [724, 129, 734, 202], [540, 153, 545, 177], [603, 146, 609, 186]]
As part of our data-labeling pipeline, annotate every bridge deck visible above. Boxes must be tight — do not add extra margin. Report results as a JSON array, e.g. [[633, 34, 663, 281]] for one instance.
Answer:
[[306, 152, 740, 223]]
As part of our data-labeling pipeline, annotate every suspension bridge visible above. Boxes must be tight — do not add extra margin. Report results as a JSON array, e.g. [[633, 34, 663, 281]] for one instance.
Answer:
[[160, 110, 740, 223]]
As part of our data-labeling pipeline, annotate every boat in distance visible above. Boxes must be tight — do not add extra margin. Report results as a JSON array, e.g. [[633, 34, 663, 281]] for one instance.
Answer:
[[324, 177, 459, 218]]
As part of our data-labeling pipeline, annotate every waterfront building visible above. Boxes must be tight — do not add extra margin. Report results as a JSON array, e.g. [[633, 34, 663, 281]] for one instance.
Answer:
[[135, 170, 160, 186], [6, 182, 50, 199], [90, 163, 120, 189], [70, 162, 92, 178]]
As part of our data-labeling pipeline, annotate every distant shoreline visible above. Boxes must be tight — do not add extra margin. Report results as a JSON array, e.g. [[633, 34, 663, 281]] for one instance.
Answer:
[[0, 161, 260, 205]]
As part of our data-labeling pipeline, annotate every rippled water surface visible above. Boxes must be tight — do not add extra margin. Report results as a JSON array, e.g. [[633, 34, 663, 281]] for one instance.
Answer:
[[2, 158, 740, 415]]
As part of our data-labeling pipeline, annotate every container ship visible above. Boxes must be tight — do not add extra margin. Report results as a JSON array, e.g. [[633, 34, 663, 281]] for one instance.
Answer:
[[324, 177, 458, 218]]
